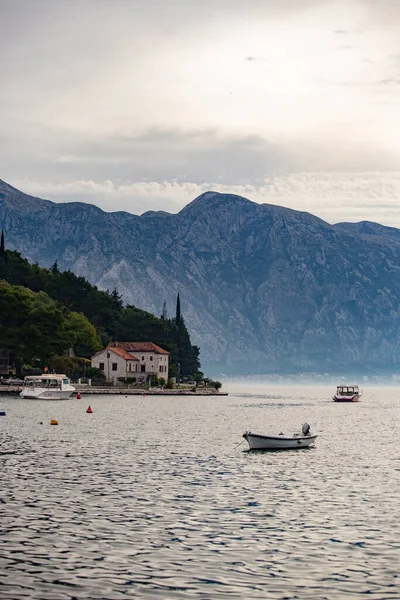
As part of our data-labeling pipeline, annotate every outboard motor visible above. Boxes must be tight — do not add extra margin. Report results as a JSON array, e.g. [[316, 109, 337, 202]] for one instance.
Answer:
[[302, 423, 311, 436]]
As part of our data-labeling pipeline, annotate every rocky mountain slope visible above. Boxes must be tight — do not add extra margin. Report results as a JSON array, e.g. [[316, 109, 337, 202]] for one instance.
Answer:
[[2, 178, 400, 375]]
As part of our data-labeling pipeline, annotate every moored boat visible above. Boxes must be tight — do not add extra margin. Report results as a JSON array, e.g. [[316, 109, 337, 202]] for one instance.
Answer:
[[20, 374, 76, 400], [243, 423, 317, 450], [333, 384, 361, 402]]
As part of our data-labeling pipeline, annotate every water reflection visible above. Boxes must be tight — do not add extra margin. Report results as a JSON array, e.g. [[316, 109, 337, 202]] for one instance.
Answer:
[[1, 385, 400, 599]]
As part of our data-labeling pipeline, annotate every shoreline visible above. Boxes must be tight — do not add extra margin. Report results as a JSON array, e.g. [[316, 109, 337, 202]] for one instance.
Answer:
[[0, 386, 228, 397]]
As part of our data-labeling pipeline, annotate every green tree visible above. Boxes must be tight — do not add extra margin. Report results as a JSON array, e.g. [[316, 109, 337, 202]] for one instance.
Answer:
[[194, 371, 204, 386], [174, 315, 201, 379], [63, 311, 102, 357], [0, 281, 102, 374], [175, 293, 181, 327], [0, 282, 66, 372]]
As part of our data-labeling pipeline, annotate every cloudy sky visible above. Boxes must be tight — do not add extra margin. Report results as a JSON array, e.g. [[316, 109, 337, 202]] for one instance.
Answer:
[[1, 0, 400, 225]]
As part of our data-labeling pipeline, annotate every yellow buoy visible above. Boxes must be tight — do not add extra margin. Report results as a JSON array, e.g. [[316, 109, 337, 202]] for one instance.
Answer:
[[50, 419, 58, 425]]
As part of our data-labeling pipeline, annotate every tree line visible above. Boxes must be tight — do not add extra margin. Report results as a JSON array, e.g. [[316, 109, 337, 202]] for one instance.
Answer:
[[0, 232, 201, 379]]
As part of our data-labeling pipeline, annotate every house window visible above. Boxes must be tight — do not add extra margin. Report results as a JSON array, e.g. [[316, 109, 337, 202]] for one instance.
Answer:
[[142, 356, 145, 361], [112, 363, 118, 371], [141, 365, 145, 372], [159, 365, 163, 373], [150, 355, 153, 361], [99, 362, 105, 371]]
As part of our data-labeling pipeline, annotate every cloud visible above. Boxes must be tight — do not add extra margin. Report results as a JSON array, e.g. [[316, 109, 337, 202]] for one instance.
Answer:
[[9, 172, 400, 228], [2, 122, 399, 194], [1, 0, 400, 228]]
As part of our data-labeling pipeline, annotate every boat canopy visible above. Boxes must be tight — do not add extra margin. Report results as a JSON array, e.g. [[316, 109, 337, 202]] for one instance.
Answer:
[[336, 385, 359, 394], [24, 374, 70, 386]]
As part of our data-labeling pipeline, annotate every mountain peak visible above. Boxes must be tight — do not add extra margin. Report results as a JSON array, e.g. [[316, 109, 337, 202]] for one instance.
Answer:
[[180, 190, 253, 214], [0, 178, 53, 213]]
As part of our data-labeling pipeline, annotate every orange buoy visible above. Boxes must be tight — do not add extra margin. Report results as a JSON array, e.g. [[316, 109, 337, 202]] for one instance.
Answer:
[[86, 406, 93, 414], [50, 419, 58, 425], [76, 393, 81, 399]]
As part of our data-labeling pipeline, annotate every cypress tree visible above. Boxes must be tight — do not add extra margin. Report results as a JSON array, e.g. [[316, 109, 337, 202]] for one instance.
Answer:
[[161, 300, 167, 321], [175, 293, 181, 327], [0, 230, 4, 258]]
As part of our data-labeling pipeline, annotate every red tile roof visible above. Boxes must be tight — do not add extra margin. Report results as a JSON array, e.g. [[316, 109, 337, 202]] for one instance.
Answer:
[[108, 347, 139, 361], [108, 341, 169, 355]]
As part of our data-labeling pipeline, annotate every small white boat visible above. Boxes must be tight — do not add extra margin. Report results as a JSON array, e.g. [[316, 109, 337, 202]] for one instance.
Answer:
[[333, 384, 361, 402], [243, 423, 317, 450], [20, 374, 76, 400]]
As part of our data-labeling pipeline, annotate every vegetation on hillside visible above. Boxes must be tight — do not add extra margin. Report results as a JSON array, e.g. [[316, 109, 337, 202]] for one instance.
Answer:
[[0, 280, 101, 374], [0, 235, 201, 380]]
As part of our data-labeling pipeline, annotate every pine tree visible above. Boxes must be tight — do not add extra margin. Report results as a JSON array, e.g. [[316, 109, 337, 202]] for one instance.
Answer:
[[111, 287, 123, 309], [51, 260, 59, 274], [175, 293, 181, 327]]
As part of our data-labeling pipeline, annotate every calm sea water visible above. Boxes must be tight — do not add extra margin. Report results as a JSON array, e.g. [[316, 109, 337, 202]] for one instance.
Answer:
[[1, 383, 400, 600]]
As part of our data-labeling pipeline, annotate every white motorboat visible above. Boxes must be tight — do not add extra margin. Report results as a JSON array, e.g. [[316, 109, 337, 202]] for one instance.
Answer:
[[20, 374, 76, 400], [243, 423, 317, 450], [333, 384, 361, 402]]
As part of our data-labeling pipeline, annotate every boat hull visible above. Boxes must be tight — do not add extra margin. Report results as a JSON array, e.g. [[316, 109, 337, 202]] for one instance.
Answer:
[[243, 432, 317, 450], [20, 389, 75, 400], [333, 395, 360, 402]]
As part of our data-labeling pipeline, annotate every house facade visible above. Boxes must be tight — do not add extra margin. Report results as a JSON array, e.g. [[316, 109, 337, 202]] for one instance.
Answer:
[[91, 341, 169, 384]]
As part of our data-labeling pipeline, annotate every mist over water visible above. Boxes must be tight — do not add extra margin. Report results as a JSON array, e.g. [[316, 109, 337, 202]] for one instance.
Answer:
[[1, 384, 400, 599]]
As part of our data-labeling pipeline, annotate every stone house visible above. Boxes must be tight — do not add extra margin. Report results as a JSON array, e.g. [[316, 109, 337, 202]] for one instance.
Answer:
[[91, 341, 169, 384]]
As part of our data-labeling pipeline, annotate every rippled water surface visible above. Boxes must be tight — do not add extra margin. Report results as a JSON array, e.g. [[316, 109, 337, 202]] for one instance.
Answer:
[[1, 384, 400, 599]]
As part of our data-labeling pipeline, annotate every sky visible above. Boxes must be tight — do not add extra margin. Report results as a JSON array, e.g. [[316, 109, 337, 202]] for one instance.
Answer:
[[1, 0, 400, 225]]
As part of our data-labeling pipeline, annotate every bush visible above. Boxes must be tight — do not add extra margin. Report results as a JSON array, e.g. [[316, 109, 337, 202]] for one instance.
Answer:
[[117, 377, 137, 384], [166, 378, 174, 389]]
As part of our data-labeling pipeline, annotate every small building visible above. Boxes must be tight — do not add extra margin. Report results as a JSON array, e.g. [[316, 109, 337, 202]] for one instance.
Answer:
[[91, 341, 169, 384], [0, 350, 16, 376]]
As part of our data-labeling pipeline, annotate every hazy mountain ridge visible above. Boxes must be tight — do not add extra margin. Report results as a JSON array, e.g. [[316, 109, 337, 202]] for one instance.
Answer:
[[2, 178, 400, 375]]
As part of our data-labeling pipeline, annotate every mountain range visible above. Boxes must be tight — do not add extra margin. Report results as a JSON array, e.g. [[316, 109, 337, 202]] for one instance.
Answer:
[[2, 177, 400, 376]]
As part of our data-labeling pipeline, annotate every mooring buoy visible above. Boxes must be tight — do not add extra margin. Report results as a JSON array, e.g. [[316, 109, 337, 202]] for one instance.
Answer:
[[86, 406, 93, 414]]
